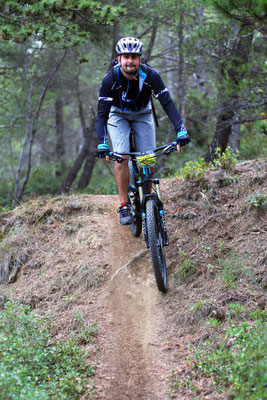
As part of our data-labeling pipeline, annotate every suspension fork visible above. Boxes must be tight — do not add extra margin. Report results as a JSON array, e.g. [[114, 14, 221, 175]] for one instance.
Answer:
[[140, 193, 169, 248]]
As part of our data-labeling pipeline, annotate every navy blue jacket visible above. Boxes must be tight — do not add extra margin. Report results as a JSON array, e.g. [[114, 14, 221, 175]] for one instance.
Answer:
[[96, 64, 183, 145]]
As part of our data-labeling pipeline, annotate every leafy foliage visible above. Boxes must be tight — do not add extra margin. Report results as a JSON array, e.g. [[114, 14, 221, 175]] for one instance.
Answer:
[[0, 0, 124, 46], [247, 192, 267, 213], [178, 146, 240, 182], [213, 146, 239, 170], [0, 0, 266, 204], [73, 312, 98, 345], [179, 158, 208, 180], [0, 301, 95, 399], [192, 307, 267, 399], [202, 0, 267, 24]]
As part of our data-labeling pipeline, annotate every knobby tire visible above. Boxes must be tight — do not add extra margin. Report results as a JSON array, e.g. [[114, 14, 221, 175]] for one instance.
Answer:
[[128, 159, 142, 237], [146, 199, 168, 292]]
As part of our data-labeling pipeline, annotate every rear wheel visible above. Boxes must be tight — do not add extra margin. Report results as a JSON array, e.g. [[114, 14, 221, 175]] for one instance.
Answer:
[[128, 190, 142, 237], [146, 199, 168, 292], [128, 158, 136, 188], [128, 159, 142, 237]]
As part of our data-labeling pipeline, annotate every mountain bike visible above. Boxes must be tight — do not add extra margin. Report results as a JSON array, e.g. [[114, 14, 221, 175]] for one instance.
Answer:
[[110, 134, 177, 292]]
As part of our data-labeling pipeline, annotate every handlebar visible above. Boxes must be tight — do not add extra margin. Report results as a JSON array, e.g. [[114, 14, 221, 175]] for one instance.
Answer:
[[109, 141, 177, 163]]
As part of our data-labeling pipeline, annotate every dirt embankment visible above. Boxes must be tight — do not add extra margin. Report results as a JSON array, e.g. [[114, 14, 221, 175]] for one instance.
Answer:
[[0, 158, 266, 399]]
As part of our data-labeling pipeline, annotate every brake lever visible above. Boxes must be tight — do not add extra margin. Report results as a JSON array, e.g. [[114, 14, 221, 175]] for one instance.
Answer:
[[116, 156, 124, 163], [110, 152, 127, 163], [163, 142, 175, 155]]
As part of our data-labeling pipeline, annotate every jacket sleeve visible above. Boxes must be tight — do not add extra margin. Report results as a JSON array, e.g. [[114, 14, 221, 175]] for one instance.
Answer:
[[150, 69, 183, 132], [96, 73, 114, 145]]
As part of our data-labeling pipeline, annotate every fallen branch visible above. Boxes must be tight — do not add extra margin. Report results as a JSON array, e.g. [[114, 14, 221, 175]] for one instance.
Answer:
[[110, 248, 149, 281]]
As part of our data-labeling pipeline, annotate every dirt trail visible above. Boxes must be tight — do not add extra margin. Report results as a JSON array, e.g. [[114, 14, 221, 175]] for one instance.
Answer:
[[92, 197, 170, 400], [0, 194, 174, 400], [2, 160, 265, 400]]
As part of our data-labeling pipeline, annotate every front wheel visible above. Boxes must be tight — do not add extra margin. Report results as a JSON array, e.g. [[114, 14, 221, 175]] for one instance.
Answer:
[[146, 199, 168, 292]]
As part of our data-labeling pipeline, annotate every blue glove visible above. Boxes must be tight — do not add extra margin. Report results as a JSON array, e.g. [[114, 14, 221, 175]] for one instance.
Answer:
[[97, 143, 110, 158], [177, 124, 191, 147]]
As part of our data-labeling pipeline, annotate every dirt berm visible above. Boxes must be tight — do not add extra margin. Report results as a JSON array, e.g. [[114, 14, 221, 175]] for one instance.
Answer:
[[0, 158, 266, 399]]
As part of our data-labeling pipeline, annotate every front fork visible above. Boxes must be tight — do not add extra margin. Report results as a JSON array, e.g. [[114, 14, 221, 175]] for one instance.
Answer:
[[137, 179, 169, 248]]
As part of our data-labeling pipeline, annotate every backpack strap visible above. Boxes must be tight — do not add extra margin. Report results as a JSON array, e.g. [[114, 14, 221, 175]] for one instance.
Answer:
[[111, 62, 159, 126], [140, 63, 159, 127]]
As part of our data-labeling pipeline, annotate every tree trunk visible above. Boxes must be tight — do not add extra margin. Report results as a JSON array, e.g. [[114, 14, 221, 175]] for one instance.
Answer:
[[158, 34, 175, 171], [14, 50, 67, 202], [206, 23, 253, 161], [14, 75, 35, 202], [111, 21, 121, 61], [59, 142, 88, 193], [77, 121, 97, 189], [194, 6, 208, 96], [177, 12, 185, 121], [59, 81, 96, 193], [55, 95, 65, 176], [228, 121, 240, 154], [143, 21, 158, 62]]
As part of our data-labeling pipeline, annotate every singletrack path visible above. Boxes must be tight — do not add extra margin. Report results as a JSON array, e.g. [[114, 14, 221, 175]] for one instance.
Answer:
[[92, 196, 171, 400]]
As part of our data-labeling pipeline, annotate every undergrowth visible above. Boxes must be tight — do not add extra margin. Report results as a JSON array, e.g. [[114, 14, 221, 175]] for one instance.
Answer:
[[0, 301, 95, 399], [247, 192, 267, 213], [168, 306, 266, 400], [191, 307, 266, 399], [179, 146, 240, 180]]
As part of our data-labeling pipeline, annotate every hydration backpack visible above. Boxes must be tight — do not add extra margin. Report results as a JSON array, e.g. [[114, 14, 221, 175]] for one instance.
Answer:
[[107, 59, 159, 126]]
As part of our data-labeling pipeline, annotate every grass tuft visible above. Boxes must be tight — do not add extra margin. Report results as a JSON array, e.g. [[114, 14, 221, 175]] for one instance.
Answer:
[[174, 258, 198, 283]]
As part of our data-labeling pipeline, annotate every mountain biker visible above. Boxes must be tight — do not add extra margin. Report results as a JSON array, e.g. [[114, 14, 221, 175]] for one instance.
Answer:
[[96, 37, 190, 225]]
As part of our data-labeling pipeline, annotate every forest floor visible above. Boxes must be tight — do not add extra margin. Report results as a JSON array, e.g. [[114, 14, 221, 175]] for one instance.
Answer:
[[0, 158, 266, 399]]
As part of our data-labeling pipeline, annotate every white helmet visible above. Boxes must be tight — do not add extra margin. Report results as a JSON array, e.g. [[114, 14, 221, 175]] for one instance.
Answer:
[[116, 37, 143, 55]]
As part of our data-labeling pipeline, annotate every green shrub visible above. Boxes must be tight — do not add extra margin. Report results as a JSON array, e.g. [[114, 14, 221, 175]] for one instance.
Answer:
[[174, 258, 198, 282], [240, 121, 267, 160], [25, 164, 62, 196], [0, 178, 14, 210], [73, 312, 98, 345], [214, 146, 239, 170], [247, 192, 267, 213], [192, 308, 266, 399], [0, 164, 63, 210], [82, 159, 117, 195], [0, 301, 95, 400], [179, 157, 208, 180]]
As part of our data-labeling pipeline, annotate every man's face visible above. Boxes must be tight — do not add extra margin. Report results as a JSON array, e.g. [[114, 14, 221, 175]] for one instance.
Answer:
[[118, 54, 141, 77]]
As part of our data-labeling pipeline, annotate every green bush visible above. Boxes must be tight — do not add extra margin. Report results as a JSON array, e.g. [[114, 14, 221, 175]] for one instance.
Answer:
[[0, 164, 63, 210], [0, 301, 95, 400], [0, 177, 14, 210], [214, 146, 239, 170], [247, 192, 267, 213], [179, 157, 208, 180], [25, 164, 63, 196], [84, 159, 117, 195], [192, 308, 266, 399], [240, 121, 267, 160]]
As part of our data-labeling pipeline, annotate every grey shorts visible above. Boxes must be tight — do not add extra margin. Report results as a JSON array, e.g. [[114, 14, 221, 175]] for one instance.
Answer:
[[107, 103, 156, 153]]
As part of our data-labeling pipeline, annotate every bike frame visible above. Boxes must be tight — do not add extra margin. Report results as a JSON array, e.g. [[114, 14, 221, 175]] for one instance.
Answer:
[[111, 140, 176, 249]]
